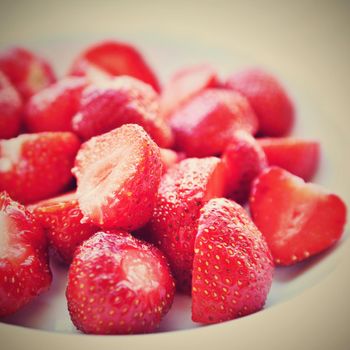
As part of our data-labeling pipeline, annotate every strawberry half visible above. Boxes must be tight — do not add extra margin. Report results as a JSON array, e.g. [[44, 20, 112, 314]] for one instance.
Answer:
[[30, 192, 99, 264], [72, 76, 173, 147], [250, 167, 347, 265], [69, 40, 160, 92], [0, 132, 80, 204], [66, 230, 175, 334], [0, 191, 52, 317], [73, 124, 162, 231], [148, 157, 227, 293], [0, 47, 56, 101], [170, 88, 258, 157], [226, 68, 295, 136], [24, 77, 87, 132], [192, 198, 273, 324], [258, 137, 320, 181]]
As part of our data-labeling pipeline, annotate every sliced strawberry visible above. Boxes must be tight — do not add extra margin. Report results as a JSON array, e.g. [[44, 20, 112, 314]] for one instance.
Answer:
[[69, 40, 160, 92], [170, 88, 258, 157], [250, 167, 347, 265], [0, 47, 56, 101], [72, 76, 173, 147], [222, 130, 267, 203], [226, 68, 295, 136], [66, 230, 175, 334], [73, 124, 162, 231], [148, 157, 227, 293], [0, 71, 22, 139], [24, 77, 87, 132], [159, 148, 185, 174], [0, 191, 52, 317], [192, 198, 273, 324], [258, 137, 320, 181], [0, 132, 80, 204], [30, 192, 99, 264], [160, 64, 219, 118]]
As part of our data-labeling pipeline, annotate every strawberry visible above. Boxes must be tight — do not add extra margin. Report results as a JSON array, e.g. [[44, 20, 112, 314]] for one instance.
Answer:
[[250, 167, 347, 265], [73, 124, 162, 231], [69, 40, 160, 92], [72, 76, 173, 147], [30, 192, 99, 264], [0, 71, 22, 139], [24, 77, 88, 132], [66, 230, 175, 334], [226, 68, 295, 136], [192, 198, 273, 324], [159, 148, 184, 174], [222, 130, 267, 203], [0, 47, 56, 101], [170, 88, 258, 157], [258, 137, 320, 181], [160, 64, 219, 118], [0, 132, 80, 204], [148, 157, 227, 293], [0, 191, 52, 317]]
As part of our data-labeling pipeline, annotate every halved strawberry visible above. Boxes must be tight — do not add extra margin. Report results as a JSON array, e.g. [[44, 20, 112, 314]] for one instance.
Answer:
[[30, 192, 99, 264], [258, 137, 320, 181], [0, 47, 56, 101], [73, 124, 162, 231], [0, 132, 80, 204], [24, 77, 88, 132], [148, 157, 227, 293], [226, 68, 295, 136], [66, 230, 175, 334], [159, 148, 185, 174], [0, 191, 52, 317], [250, 167, 347, 265], [170, 88, 258, 157], [69, 40, 160, 92], [0, 71, 22, 139], [160, 64, 219, 118], [192, 198, 273, 324], [72, 76, 173, 147], [222, 130, 267, 203]]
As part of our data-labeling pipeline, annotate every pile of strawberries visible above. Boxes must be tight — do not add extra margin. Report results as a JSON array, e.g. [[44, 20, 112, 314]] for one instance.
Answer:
[[0, 40, 347, 334]]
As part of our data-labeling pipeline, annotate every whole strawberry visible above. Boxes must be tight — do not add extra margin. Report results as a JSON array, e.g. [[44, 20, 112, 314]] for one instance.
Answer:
[[66, 231, 175, 334]]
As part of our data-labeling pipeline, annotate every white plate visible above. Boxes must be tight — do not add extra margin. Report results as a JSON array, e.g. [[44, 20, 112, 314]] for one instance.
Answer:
[[0, 1, 349, 349]]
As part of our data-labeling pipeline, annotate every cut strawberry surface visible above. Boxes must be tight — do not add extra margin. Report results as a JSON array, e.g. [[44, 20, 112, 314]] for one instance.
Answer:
[[258, 137, 320, 181], [148, 157, 227, 293], [69, 40, 160, 92], [66, 231, 175, 334], [250, 167, 347, 265], [159, 148, 184, 174], [73, 124, 162, 231], [192, 198, 273, 324], [170, 88, 258, 157], [0, 192, 52, 317], [0, 132, 80, 204]]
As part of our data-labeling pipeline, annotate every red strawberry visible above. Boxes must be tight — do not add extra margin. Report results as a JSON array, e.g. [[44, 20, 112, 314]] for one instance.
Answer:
[[258, 137, 320, 181], [30, 192, 99, 264], [0, 71, 22, 139], [159, 148, 184, 174], [72, 76, 173, 147], [0, 132, 80, 204], [24, 77, 87, 132], [192, 198, 273, 324], [170, 88, 258, 157], [0, 47, 56, 101], [66, 230, 175, 334], [148, 157, 227, 293], [73, 124, 162, 231], [160, 64, 218, 118], [0, 191, 52, 317], [250, 167, 347, 265], [226, 68, 295, 136], [222, 130, 267, 203], [69, 40, 160, 92]]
